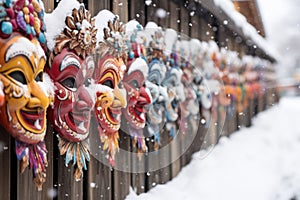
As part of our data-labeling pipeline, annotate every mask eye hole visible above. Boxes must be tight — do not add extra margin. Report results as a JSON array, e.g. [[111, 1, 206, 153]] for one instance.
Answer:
[[84, 78, 92, 87], [62, 77, 77, 91], [35, 72, 43, 82], [9, 71, 27, 84], [129, 80, 139, 89], [118, 82, 124, 89], [103, 79, 114, 89]]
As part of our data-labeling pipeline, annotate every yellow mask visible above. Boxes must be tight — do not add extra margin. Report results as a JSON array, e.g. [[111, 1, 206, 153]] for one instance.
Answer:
[[0, 33, 51, 144]]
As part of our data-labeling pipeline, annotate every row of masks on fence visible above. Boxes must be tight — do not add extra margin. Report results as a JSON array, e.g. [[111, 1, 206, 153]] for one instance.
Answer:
[[0, 0, 265, 190]]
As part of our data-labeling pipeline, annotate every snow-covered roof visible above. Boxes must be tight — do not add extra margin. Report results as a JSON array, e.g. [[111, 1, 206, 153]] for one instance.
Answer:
[[196, 0, 279, 62]]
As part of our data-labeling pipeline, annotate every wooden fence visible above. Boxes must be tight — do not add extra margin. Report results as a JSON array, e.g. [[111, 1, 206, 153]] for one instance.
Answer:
[[0, 0, 279, 200], [0, 86, 279, 200]]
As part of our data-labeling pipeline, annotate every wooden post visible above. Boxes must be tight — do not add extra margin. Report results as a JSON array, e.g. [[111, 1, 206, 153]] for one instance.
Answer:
[[0, 126, 12, 200], [43, 0, 55, 12], [113, 130, 131, 199], [158, 0, 170, 28], [112, 0, 128, 22], [170, 134, 181, 178], [158, 129, 171, 184], [129, 0, 146, 26], [145, 135, 160, 191], [169, 1, 180, 31], [87, 121, 112, 200], [16, 122, 54, 200], [88, 0, 111, 16], [180, 5, 189, 39], [57, 146, 83, 199]]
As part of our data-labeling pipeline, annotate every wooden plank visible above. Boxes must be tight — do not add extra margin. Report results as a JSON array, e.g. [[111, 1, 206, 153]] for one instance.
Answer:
[[87, 121, 112, 200], [16, 122, 54, 200], [145, 135, 160, 191], [112, 0, 128, 22], [194, 115, 207, 152], [169, 1, 179, 31], [130, 138, 146, 195], [50, 123, 83, 200], [88, 0, 111, 16], [57, 151, 83, 199], [41, 122, 55, 200], [129, 0, 146, 26], [170, 126, 181, 178], [0, 126, 11, 200], [158, 129, 171, 184], [17, 164, 42, 200], [43, 0, 55, 12], [190, 14, 200, 39], [87, 157, 112, 200], [146, 0, 159, 24], [245, 100, 252, 127], [180, 124, 195, 168], [227, 100, 238, 134], [180, 6, 189, 39], [158, 0, 170, 28], [218, 104, 228, 137], [113, 130, 131, 200]]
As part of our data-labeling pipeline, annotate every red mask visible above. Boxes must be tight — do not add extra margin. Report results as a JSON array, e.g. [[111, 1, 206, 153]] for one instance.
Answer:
[[93, 55, 127, 134], [46, 48, 94, 142], [123, 58, 151, 130]]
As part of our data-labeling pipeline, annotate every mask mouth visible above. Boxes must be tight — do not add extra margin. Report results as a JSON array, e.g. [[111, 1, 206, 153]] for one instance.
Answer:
[[19, 108, 45, 133], [127, 103, 146, 128], [67, 110, 91, 134], [107, 107, 122, 124], [96, 106, 122, 132]]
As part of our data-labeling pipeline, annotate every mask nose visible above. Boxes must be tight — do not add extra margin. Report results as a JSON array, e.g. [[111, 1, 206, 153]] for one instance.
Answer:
[[76, 86, 93, 112], [27, 81, 49, 110], [137, 87, 152, 106], [112, 88, 127, 109]]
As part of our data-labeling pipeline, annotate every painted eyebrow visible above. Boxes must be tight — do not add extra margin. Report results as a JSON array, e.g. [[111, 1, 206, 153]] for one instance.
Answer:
[[5, 37, 46, 62], [60, 55, 81, 71], [85, 56, 95, 69]]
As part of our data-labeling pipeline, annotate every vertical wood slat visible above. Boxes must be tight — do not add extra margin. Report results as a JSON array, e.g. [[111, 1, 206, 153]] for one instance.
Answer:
[[112, 0, 128, 22], [145, 136, 160, 191], [169, 1, 179, 31], [87, 121, 112, 200], [180, 5, 189, 39], [43, 0, 55, 12], [227, 100, 238, 134], [170, 128, 181, 179], [113, 130, 131, 200], [190, 14, 200, 39], [146, 0, 159, 24], [16, 122, 54, 200], [159, 1, 170, 28], [57, 147, 83, 199], [199, 17, 210, 41], [88, 157, 112, 200], [218, 104, 229, 137], [0, 126, 11, 200], [17, 165, 42, 200], [129, 0, 146, 26], [158, 129, 171, 184], [88, 0, 111, 16], [130, 133, 146, 195]]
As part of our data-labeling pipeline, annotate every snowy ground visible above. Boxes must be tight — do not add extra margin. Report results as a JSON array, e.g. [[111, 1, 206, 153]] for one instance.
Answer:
[[126, 97, 300, 200]]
